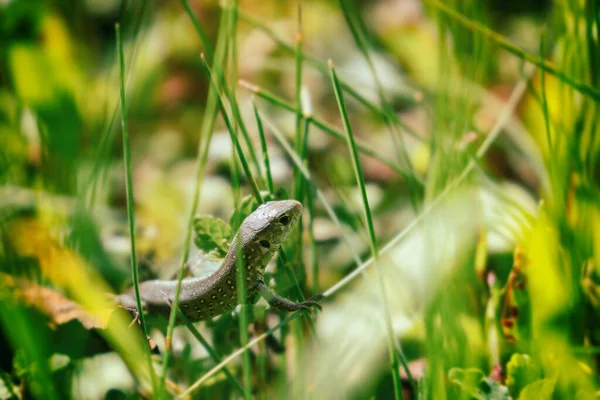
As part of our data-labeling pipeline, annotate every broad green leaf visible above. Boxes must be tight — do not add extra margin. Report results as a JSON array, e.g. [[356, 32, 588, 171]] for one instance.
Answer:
[[505, 353, 542, 397], [448, 367, 485, 394], [193, 216, 233, 258], [448, 368, 511, 400], [187, 251, 223, 278], [518, 378, 554, 400], [0, 370, 21, 399]]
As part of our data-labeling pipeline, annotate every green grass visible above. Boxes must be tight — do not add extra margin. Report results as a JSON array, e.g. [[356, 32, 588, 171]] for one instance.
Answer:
[[330, 58, 403, 399], [1, 0, 600, 399], [115, 22, 157, 394]]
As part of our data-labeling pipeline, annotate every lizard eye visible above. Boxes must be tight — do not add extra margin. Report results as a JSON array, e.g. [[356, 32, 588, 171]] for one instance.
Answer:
[[278, 215, 291, 226], [259, 240, 270, 248]]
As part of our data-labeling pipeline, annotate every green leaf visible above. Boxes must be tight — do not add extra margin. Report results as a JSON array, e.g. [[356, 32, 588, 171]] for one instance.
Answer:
[[193, 216, 233, 258], [518, 378, 554, 400], [506, 353, 542, 397], [0, 370, 21, 400], [449, 368, 485, 395], [448, 368, 511, 400], [187, 251, 223, 278]]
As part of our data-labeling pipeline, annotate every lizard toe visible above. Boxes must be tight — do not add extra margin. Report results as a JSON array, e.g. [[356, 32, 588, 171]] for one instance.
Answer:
[[300, 300, 322, 311]]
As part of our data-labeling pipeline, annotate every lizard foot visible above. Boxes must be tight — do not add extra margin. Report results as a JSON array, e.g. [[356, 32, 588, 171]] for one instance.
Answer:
[[295, 299, 322, 312], [258, 282, 323, 313]]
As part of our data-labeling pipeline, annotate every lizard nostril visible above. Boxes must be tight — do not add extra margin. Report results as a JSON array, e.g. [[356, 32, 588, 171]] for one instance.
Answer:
[[278, 215, 290, 225], [260, 240, 270, 248]]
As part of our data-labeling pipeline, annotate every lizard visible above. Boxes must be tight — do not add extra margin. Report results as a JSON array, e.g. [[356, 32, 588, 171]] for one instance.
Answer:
[[116, 200, 321, 322]]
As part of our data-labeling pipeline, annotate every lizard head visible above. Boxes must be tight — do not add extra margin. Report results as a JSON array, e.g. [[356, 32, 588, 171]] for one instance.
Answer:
[[237, 200, 303, 267]]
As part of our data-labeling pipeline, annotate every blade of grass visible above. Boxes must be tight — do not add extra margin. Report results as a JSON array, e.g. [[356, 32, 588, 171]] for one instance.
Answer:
[[226, 3, 252, 395], [175, 310, 245, 397], [115, 23, 158, 396], [86, 2, 151, 207], [237, 9, 426, 135], [260, 110, 365, 273], [239, 80, 423, 187], [235, 203, 252, 400], [227, 0, 251, 400], [423, 0, 600, 102], [306, 183, 319, 295], [338, 0, 420, 209], [183, 0, 262, 178], [180, 0, 260, 182], [159, 8, 231, 393], [180, 0, 214, 62], [539, 35, 555, 159], [179, 310, 304, 398], [292, 118, 311, 205], [292, 1, 307, 291], [229, 109, 253, 400], [200, 55, 263, 202], [253, 101, 275, 194], [225, 4, 262, 180], [298, 93, 319, 296], [293, 0, 305, 195], [330, 59, 403, 400]]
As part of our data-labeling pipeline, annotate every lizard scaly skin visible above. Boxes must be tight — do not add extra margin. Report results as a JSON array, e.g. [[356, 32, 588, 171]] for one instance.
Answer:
[[117, 200, 320, 321]]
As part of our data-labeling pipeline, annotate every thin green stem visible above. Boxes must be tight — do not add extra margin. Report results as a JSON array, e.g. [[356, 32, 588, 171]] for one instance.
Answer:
[[227, 96, 263, 184], [292, 1, 306, 297], [86, 2, 150, 207], [180, 0, 214, 62], [294, 0, 305, 196], [237, 10, 425, 134], [338, 0, 418, 209], [240, 80, 423, 186], [179, 311, 304, 398], [306, 184, 319, 294], [115, 23, 157, 396], [423, 0, 600, 102], [182, 0, 262, 178], [262, 112, 365, 272], [540, 35, 554, 158], [229, 116, 253, 400], [330, 59, 403, 400], [176, 310, 245, 397], [159, 9, 230, 393], [227, 4, 251, 395], [200, 55, 263, 203], [253, 101, 275, 194], [236, 241, 252, 400], [180, 0, 251, 193], [396, 344, 417, 393]]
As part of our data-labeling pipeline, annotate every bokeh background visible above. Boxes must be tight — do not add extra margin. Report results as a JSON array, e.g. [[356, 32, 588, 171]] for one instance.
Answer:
[[1, 0, 600, 399]]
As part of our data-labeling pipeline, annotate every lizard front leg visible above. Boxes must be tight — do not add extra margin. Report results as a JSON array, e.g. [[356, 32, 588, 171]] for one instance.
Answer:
[[257, 282, 322, 313]]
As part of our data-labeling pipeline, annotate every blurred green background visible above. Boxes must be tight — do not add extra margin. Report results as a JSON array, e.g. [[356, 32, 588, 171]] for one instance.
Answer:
[[1, 0, 600, 399]]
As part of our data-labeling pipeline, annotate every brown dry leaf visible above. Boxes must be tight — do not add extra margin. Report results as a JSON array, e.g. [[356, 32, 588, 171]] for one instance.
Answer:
[[1, 272, 108, 329], [5, 217, 154, 386]]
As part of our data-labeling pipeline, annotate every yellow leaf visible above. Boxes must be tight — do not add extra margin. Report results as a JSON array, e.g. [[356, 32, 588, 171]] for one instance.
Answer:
[[9, 45, 56, 106]]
